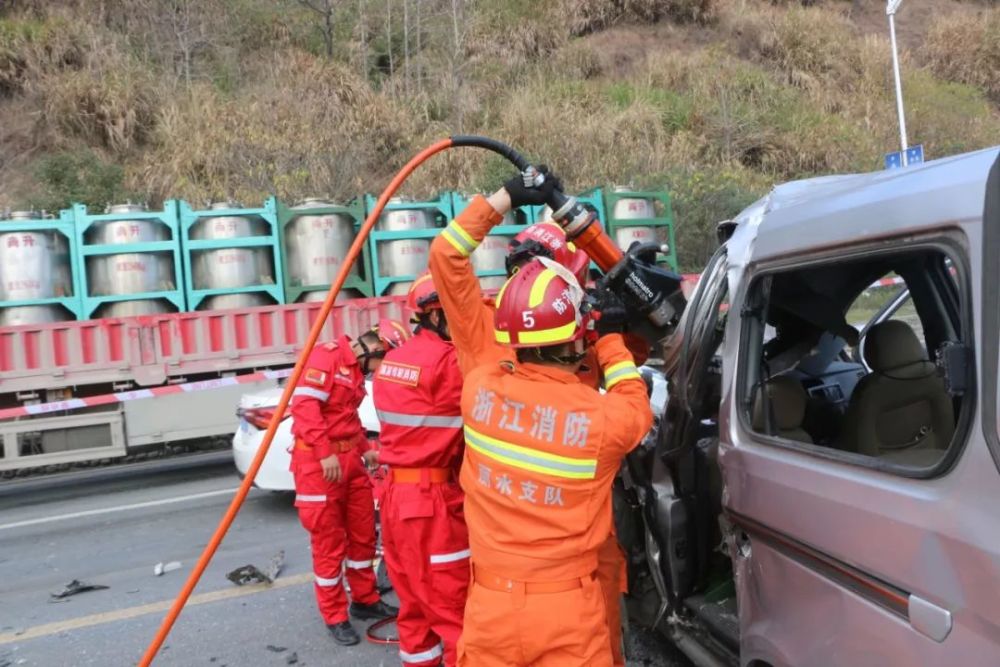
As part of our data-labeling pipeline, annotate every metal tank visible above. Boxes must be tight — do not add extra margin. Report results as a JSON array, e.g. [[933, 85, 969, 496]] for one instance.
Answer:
[[470, 210, 516, 291], [285, 199, 358, 301], [85, 203, 175, 317], [190, 201, 274, 310], [609, 186, 659, 252], [0, 211, 73, 326], [377, 198, 439, 295]]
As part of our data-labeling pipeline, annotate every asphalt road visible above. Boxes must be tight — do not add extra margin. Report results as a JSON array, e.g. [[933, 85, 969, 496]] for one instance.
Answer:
[[0, 452, 686, 667]]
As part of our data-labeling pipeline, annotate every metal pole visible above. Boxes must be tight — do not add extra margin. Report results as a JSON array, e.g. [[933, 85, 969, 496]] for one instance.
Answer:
[[887, 7, 909, 165]]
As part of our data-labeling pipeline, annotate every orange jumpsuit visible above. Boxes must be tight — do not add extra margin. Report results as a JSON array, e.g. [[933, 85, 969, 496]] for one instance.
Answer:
[[456, 335, 652, 666], [430, 196, 630, 664]]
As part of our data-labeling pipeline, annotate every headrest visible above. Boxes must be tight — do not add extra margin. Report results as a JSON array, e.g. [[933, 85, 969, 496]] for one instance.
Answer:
[[752, 375, 807, 432], [864, 320, 927, 373]]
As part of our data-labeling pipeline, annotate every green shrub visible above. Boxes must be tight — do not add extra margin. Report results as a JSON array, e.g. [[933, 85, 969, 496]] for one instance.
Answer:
[[663, 166, 768, 271], [30, 149, 135, 211]]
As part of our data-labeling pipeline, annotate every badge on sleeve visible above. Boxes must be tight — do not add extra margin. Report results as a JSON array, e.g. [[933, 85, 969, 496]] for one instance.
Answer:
[[304, 368, 327, 387]]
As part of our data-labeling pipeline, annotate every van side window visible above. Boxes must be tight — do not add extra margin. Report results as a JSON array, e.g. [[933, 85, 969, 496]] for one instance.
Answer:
[[740, 248, 967, 472]]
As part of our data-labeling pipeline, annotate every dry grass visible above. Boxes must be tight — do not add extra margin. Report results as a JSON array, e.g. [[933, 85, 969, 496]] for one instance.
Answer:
[[558, 0, 715, 35], [925, 8, 1000, 101], [2, 0, 999, 267], [136, 52, 415, 204]]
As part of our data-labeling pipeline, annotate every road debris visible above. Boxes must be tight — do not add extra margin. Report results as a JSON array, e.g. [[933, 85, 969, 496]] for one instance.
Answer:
[[153, 561, 182, 576], [50, 579, 109, 600], [266, 645, 287, 653], [285, 652, 298, 665], [225, 551, 284, 586]]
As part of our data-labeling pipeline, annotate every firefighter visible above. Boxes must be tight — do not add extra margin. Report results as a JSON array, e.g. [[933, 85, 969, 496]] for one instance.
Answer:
[[429, 171, 631, 664], [371, 273, 468, 667], [452, 257, 652, 666], [289, 320, 408, 646], [429, 172, 589, 377]]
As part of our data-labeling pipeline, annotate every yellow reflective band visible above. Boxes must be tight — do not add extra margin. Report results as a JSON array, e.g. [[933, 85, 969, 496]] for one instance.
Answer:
[[603, 360, 641, 390], [441, 228, 471, 256], [495, 277, 511, 310], [517, 320, 577, 345], [448, 220, 477, 247], [528, 268, 559, 309], [494, 329, 511, 344], [567, 241, 577, 253], [441, 222, 478, 257], [464, 425, 597, 479]]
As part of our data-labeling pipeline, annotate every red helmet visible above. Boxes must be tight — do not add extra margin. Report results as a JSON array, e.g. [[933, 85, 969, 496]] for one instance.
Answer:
[[494, 257, 588, 347], [506, 222, 590, 285], [406, 271, 442, 314], [374, 318, 412, 349]]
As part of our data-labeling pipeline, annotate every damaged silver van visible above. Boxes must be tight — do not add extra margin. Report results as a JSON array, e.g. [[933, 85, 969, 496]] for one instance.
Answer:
[[619, 147, 1000, 667]]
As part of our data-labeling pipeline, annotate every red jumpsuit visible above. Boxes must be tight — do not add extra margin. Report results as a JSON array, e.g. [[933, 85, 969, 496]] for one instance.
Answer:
[[290, 335, 380, 626], [372, 328, 468, 667]]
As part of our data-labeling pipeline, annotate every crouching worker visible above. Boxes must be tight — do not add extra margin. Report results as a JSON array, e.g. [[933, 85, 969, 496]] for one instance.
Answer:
[[290, 322, 408, 645]]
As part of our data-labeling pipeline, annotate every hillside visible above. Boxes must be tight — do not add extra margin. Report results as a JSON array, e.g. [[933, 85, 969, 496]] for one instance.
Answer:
[[1, 0, 998, 270]]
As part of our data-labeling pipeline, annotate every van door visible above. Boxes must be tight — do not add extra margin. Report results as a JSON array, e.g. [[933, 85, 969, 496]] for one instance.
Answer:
[[638, 243, 728, 612], [720, 154, 1000, 667]]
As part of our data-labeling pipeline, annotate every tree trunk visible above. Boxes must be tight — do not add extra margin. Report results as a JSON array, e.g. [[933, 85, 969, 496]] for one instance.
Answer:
[[414, 0, 421, 94], [451, 0, 464, 131], [403, 0, 410, 96], [324, 0, 334, 58], [359, 0, 368, 78], [386, 0, 394, 83]]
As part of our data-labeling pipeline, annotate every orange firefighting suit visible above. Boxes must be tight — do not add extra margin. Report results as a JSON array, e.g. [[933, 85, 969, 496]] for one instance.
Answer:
[[372, 328, 469, 667], [290, 335, 380, 625], [429, 197, 650, 665]]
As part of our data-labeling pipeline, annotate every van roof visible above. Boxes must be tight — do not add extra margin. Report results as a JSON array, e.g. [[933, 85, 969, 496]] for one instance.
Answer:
[[732, 146, 1000, 264]]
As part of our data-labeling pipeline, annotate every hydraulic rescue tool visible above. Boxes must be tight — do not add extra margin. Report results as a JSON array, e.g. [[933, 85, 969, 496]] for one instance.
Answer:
[[139, 135, 685, 665]]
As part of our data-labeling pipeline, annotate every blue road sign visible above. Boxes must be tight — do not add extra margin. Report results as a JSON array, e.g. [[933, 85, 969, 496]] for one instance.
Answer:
[[886, 144, 925, 169]]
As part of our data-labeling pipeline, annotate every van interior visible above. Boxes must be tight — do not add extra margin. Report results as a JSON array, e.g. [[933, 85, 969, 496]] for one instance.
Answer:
[[617, 245, 969, 660]]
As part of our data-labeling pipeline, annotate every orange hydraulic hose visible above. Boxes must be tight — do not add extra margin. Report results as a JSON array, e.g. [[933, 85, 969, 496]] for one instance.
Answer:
[[138, 138, 454, 667]]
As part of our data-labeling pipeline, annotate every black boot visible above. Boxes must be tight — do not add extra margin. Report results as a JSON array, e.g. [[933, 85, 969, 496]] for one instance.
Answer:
[[327, 620, 360, 646], [349, 599, 399, 621]]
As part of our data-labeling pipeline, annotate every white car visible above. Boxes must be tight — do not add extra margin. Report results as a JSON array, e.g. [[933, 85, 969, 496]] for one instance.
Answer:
[[232, 367, 667, 491], [232, 379, 380, 491]]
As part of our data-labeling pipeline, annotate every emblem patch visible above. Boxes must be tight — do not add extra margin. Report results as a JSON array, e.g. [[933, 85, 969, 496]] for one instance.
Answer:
[[304, 368, 327, 387]]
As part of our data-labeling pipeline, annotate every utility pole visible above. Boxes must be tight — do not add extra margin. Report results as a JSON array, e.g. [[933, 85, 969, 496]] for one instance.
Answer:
[[886, 0, 909, 165]]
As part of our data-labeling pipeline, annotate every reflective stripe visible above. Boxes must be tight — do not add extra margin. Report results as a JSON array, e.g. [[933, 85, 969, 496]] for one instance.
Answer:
[[494, 329, 511, 344], [293, 386, 330, 401], [495, 276, 512, 309], [528, 268, 559, 308], [429, 548, 471, 564], [345, 558, 373, 569], [603, 360, 642, 390], [441, 221, 478, 257], [517, 319, 577, 345], [400, 643, 443, 664], [295, 494, 327, 503], [464, 425, 597, 479], [315, 573, 341, 587], [377, 410, 463, 428]]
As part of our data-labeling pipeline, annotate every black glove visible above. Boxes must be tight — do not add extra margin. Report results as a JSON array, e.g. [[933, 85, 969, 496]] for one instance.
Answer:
[[503, 165, 563, 209], [586, 287, 628, 337]]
